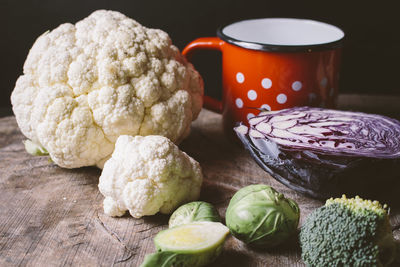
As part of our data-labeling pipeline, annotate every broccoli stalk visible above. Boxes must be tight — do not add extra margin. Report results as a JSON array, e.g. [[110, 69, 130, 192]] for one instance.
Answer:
[[300, 195, 398, 266]]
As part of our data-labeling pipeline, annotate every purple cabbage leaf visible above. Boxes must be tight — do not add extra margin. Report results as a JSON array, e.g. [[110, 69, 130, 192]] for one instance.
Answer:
[[234, 107, 400, 199]]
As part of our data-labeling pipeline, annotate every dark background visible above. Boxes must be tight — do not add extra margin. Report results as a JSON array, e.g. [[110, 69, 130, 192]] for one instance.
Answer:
[[1, 0, 399, 116]]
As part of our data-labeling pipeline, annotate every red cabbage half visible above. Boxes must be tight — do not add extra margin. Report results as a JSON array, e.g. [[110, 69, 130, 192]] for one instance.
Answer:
[[234, 107, 400, 199]]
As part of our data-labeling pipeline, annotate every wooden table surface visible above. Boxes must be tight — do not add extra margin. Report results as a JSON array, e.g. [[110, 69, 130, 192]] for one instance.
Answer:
[[1, 95, 399, 266]]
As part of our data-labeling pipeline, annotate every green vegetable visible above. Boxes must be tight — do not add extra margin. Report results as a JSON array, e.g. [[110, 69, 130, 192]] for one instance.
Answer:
[[140, 222, 229, 267], [169, 201, 221, 228], [140, 251, 180, 267], [23, 139, 48, 156], [225, 184, 299, 248], [300, 195, 398, 266]]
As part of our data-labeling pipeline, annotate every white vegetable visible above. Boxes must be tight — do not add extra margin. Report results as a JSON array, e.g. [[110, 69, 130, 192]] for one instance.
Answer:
[[11, 10, 203, 169], [98, 135, 203, 218], [23, 139, 48, 156]]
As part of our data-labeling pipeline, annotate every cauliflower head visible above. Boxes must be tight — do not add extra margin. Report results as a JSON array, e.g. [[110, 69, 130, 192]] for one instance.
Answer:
[[11, 10, 203, 168], [98, 135, 203, 218]]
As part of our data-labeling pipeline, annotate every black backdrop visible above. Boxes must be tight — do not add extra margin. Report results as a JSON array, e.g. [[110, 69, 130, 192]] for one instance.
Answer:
[[1, 0, 399, 116]]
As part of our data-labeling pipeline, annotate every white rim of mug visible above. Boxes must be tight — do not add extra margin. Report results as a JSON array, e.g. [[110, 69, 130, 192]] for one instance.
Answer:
[[217, 18, 345, 52]]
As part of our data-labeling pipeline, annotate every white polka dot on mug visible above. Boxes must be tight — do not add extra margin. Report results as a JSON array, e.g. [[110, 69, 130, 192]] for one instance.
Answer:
[[277, 93, 287, 104], [236, 72, 244, 83], [261, 104, 271, 111], [235, 98, 244, 108], [292, 81, 302, 91], [247, 113, 255, 120], [247, 90, 257, 101], [320, 77, 328, 88], [261, 78, 272, 89], [308, 93, 317, 103]]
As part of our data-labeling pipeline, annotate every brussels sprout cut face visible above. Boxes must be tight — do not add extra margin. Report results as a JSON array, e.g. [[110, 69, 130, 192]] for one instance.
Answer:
[[155, 222, 229, 252], [140, 222, 229, 267], [226, 184, 299, 248], [169, 201, 221, 228]]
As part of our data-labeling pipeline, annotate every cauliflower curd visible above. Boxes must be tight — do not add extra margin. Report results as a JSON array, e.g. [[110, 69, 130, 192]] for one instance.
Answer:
[[11, 10, 203, 168], [98, 135, 203, 218]]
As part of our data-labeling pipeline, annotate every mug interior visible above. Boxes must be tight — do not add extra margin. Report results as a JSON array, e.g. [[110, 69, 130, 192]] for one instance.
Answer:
[[219, 18, 344, 51]]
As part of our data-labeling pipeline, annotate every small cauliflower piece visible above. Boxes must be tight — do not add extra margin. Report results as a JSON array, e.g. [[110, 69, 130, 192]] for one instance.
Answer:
[[11, 10, 203, 169], [98, 135, 203, 218]]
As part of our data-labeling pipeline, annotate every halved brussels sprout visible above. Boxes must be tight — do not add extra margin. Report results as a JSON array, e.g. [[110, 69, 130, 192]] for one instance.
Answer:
[[226, 184, 299, 248], [140, 222, 229, 267], [169, 201, 221, 228]]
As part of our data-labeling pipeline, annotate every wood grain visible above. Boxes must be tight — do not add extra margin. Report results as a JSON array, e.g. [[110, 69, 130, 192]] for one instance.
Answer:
[[1, 105, 399, 266]]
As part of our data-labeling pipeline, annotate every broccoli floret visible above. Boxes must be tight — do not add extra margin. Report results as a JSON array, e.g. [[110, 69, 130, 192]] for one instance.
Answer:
[[300, 195, 398, 267]]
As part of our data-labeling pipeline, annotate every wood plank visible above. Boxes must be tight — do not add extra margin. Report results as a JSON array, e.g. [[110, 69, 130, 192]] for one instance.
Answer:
[[1, 97, 399, 266]]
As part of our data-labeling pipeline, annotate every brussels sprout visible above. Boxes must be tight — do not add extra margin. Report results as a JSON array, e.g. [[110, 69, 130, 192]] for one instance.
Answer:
[[225, 184, 299, 248], [140, 222, 230, 267], [169, 201, 221, 228], [140, 251, 178, 267]]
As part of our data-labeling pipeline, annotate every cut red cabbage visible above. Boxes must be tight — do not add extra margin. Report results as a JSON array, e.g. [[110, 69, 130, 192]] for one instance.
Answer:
[[234, 107, 400, 199]]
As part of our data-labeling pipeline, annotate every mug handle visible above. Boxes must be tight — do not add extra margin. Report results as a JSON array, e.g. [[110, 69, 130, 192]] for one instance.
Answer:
[[182, 37, 225, 114]]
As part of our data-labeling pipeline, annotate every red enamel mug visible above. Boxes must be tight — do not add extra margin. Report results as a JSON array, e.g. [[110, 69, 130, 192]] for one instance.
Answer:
[[183, 18, 344, 136]]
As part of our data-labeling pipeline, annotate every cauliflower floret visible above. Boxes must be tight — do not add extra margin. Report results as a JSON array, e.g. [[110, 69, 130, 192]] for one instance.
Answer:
[[11, 10, 203, 169], [98, 135, 203, 218]]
